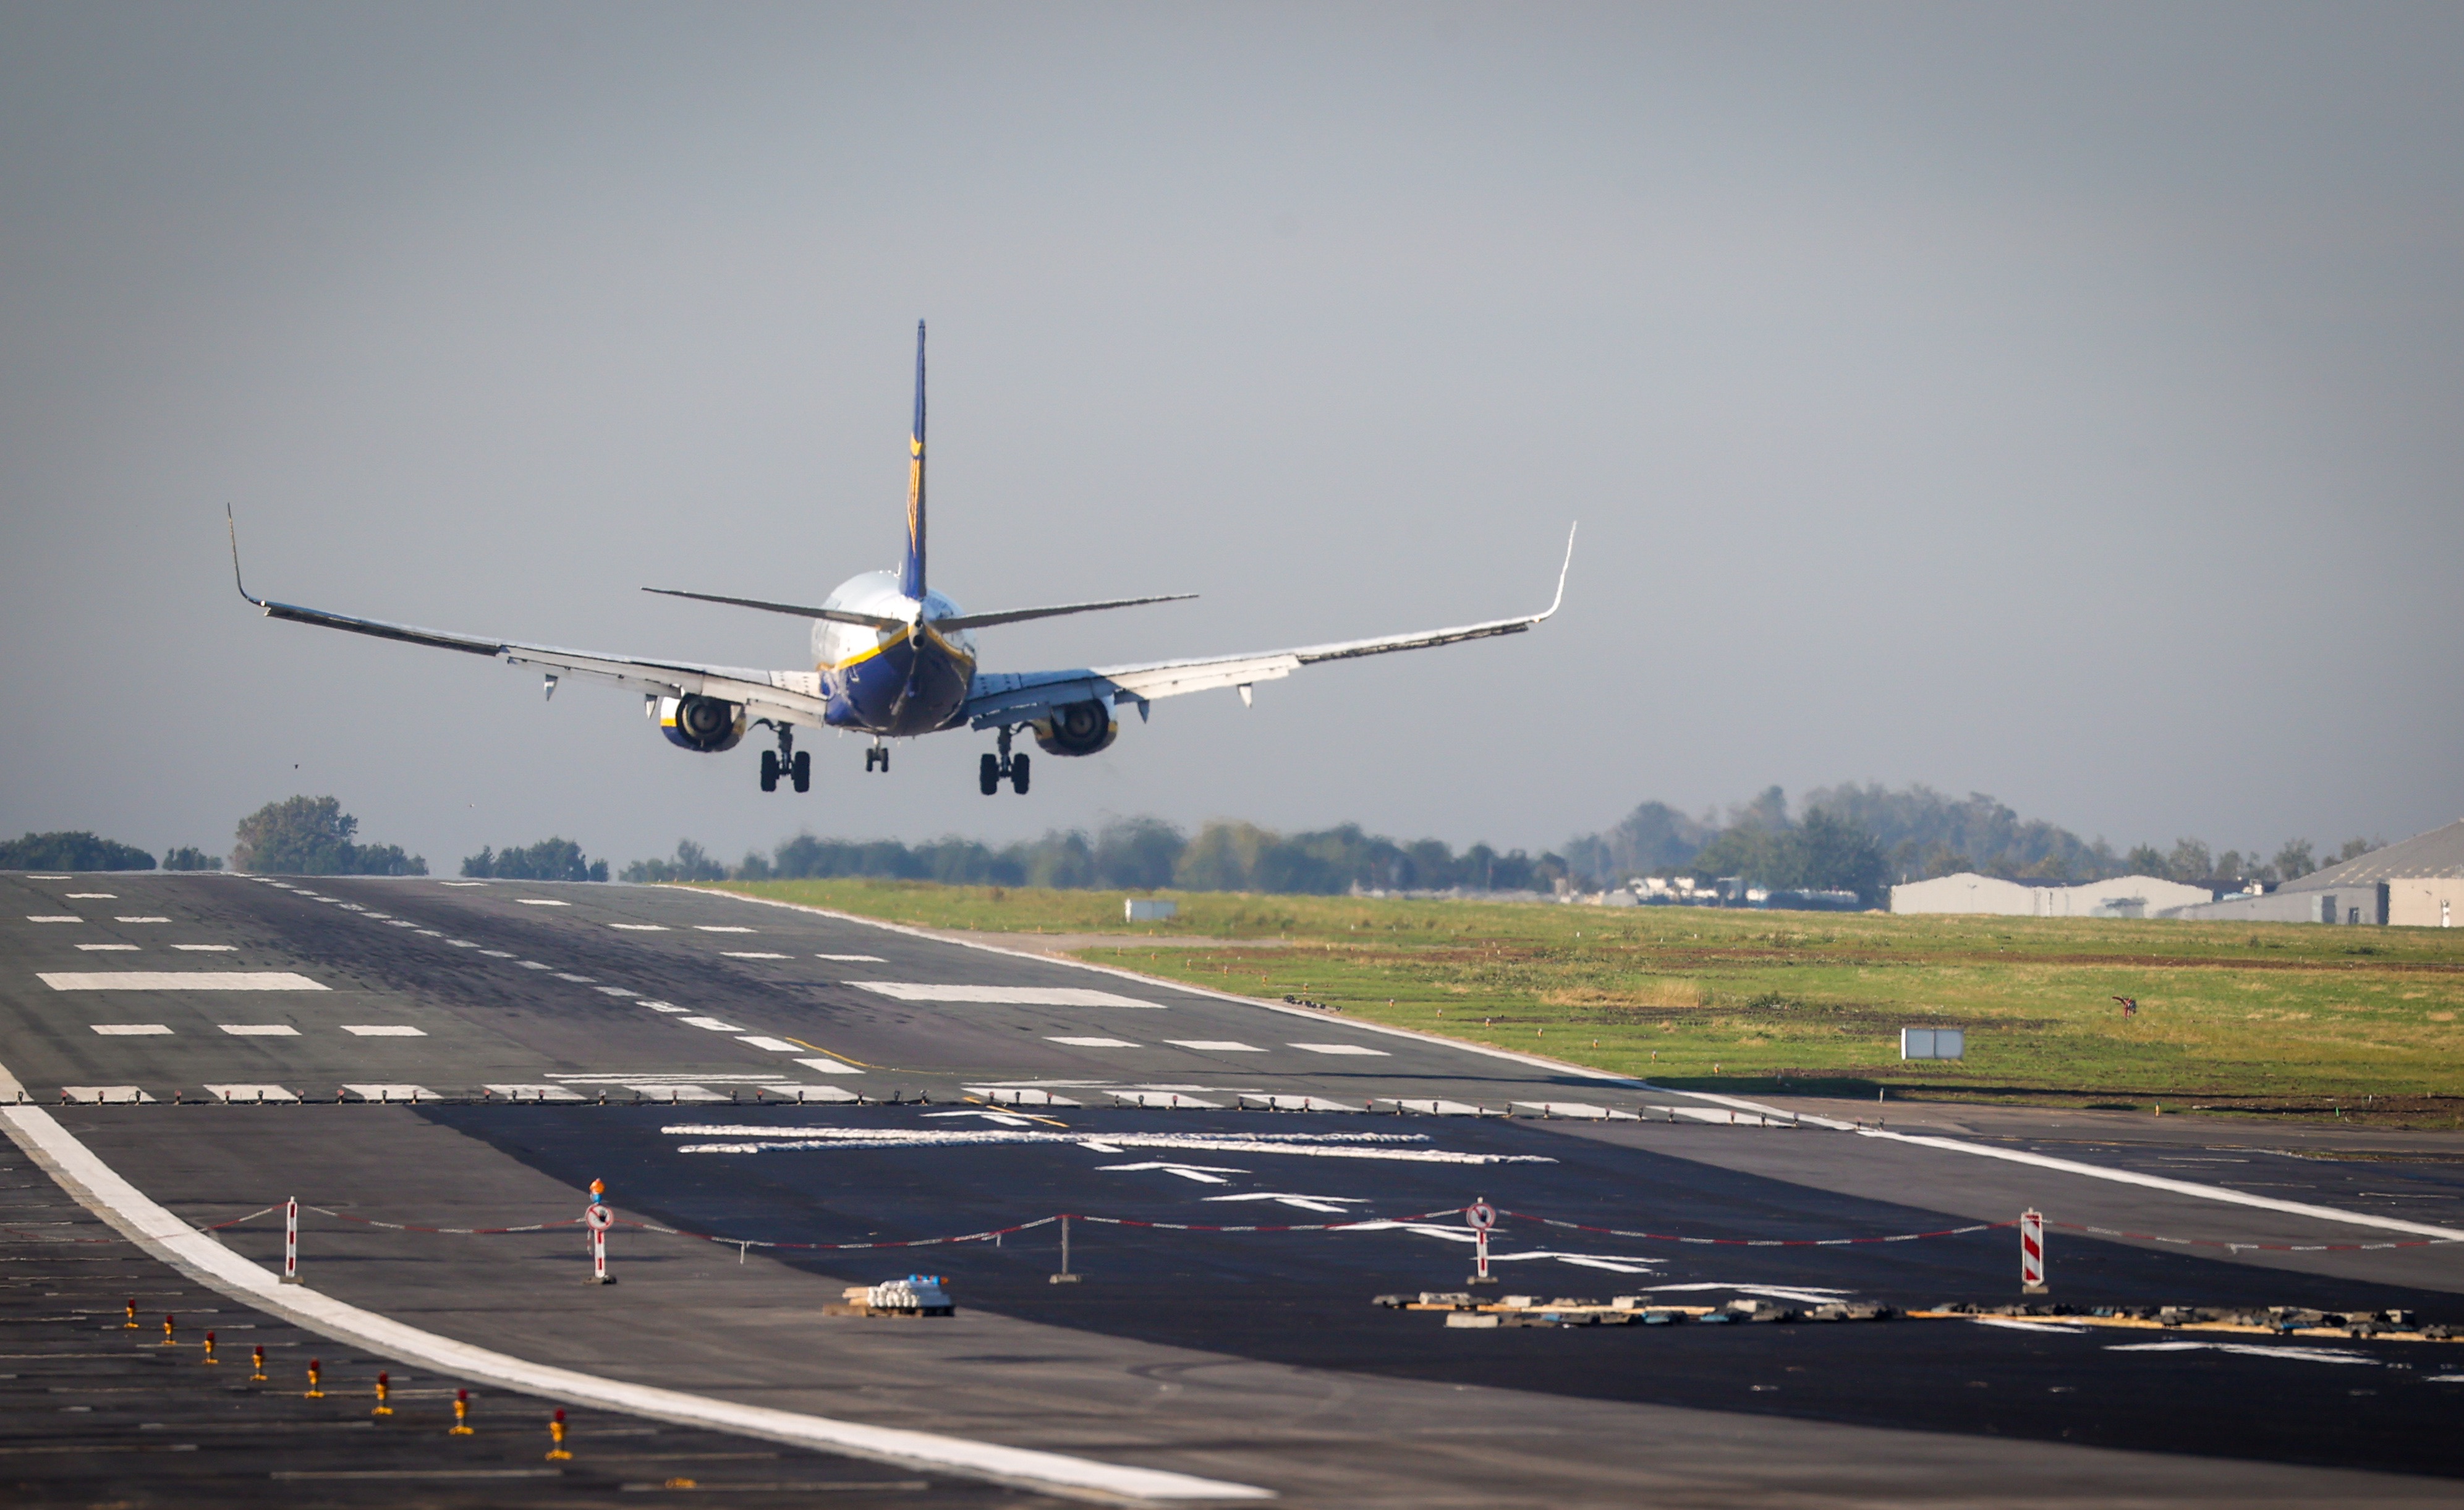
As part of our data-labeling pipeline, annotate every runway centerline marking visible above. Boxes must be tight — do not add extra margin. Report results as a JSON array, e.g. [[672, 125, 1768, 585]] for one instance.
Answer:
[[1165, 1040, 1262, 1052], [608, 923, 668, 931], [63, 893, 116, 899], [27, 916, 82, 923], [794, 1058, 865, 1075], [695, 925, 755, 933], [736, 1037, 801, 1052], [815, 954, 884, 962], [114, 917, 171, 923], [1049, 1037, 1139, 1048], [171, 944, 236, 952], [678, 1016, 747, 1032], [849, 983, 1165, 1008], [75, 944, 139, 952], [218, 1024, 300, 1037], [90, 1024, 172, 1035], [516, 899, 569, 906], [38, 972, 327, 991], [340, 1025, 427, 1037], [720, 951, 791, 959], [1288, 1042, 1388, 1056]]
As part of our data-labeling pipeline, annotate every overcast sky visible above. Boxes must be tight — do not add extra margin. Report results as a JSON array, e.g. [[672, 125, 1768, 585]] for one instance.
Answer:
[[4, 3, 2459, 872]]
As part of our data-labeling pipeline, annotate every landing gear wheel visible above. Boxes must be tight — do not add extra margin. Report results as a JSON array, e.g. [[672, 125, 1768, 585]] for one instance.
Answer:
[[865, 745, 890, 773], [791, 750, 811, 793], [1009, 752, 1030, 795], [758, 750, 780, 792], [979, 753, 1000, 795]]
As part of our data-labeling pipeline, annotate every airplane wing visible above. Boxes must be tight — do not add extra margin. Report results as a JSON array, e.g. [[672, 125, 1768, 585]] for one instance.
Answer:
[[961, 526, 1574, 729], [229, 515, 826, 725]]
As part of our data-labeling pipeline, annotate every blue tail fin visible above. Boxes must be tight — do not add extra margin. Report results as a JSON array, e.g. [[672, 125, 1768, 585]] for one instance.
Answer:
[[900, 320, 927, 601]]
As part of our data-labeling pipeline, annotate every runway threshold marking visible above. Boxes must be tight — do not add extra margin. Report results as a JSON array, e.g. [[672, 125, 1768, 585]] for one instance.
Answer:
[[38, 972, 328, 991]]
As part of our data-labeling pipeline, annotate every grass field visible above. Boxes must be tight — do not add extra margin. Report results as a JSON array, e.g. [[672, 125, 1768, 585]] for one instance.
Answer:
[[712, 879, 2464, 1125]]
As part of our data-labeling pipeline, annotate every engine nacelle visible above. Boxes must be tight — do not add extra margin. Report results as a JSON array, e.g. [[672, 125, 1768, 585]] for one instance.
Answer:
[[654, 693, 746, 753], [1030, 698, 1118, 757]]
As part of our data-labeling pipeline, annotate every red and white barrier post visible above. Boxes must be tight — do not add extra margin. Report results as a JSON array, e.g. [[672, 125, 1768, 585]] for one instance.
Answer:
[[2020, 1208, 2047, 1294], [1466, 1198, 1498, 1287], [281, 1197, 302, 1284], [586, 1200, 616, 1285]]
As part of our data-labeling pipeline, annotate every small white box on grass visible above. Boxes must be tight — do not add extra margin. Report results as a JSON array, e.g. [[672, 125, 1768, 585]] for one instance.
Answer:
[[1125, 898, 1178, 922], [1900, 1027, 1965, 1060]]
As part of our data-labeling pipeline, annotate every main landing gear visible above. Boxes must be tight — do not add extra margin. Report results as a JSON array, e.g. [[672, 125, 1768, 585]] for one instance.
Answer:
[[979, 727, 1029, 795], [758, 725, 810, 794], [865, 740, 891, 773]]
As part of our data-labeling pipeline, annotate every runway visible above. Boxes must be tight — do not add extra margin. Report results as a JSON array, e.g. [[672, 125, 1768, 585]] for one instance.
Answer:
[[5, 872, 2462, 1505]]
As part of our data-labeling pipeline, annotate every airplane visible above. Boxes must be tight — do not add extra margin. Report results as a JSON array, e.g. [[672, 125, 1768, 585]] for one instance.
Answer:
[[229, 322, 1574, 797]]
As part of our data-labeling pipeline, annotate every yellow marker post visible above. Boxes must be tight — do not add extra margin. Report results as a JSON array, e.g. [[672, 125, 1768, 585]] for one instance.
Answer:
[[201, 1330, 218, 1367], [250, 1344, 267, 1382], [546, 1407, 572, 1461], [304, 1358, 325, 1399], [373, 1370, 393, 1416], [123, 1298, 138, 1330], [450, 1388, 474, 1435], [161, 1313, 176, 1346]]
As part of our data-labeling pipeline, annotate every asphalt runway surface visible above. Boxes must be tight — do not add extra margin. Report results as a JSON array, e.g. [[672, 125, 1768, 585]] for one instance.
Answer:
[[6, 871, 2463, 1506]]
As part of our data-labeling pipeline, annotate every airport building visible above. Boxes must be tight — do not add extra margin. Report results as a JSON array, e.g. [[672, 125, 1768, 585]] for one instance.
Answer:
[[2168, 818, 2464, 927], [1889, 872, 2214, 918]]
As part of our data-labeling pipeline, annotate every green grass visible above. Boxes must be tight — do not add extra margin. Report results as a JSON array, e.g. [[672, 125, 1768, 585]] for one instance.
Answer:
[[710, 879, 2464, 1124]]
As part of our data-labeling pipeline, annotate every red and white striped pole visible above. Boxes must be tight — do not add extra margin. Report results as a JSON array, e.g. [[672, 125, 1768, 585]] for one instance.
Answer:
[[281, 1197, 301, 1284], [586, 1200, 616, 1285], [1465, 1198, 1498, 1287], [2020, 1208, 2047, 1294]]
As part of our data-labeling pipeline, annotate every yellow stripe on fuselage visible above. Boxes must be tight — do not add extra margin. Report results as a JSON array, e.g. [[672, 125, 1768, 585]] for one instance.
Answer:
[[817, 621, 976, 677]]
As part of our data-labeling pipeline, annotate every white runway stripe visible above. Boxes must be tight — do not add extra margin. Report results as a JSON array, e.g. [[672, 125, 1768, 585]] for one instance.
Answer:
[[695, 925, 754, 933], [219, 1024, 300, 1036], [40, 972, 326, 991], [814, 953, 884, 962], [62, 1086, 155, 1104], [64, 893, 116, 899], [516, 899, 569, 906], [27, 915, 82, 923], [90, 1024, 172, 1035], [203, 1084, 298, 1102], [171, 944, 236, 951], [1050, 1037, 1139, 1048], [794, 1058, 864, 1075], [75, 943, 139, 951], [114, 916, 170, 923], [344, 1084, 439, 1101], [736, 1037, 801, 1051], [341, 1025, 427, 1037], [720, 951, 791, 959], [1165, 1040, 1261, 1052], [1288, 1042, 1388, 1056], [484, 1084, 584, 1101], [849, 982, 1164, 1008], [608, 923, 668, 930], [679, 1016, 746, 1032]]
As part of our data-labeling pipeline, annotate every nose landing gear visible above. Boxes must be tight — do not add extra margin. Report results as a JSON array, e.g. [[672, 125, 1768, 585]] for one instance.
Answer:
[[979, 727, 1029, 795], [758, 725, 810, 793], [865, 740, 891, 773]]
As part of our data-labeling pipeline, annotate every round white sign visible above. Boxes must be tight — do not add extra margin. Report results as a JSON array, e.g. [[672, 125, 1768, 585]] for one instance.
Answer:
[[585, 1204, 613, 1232], [1464, 1201, 1496, 1232]]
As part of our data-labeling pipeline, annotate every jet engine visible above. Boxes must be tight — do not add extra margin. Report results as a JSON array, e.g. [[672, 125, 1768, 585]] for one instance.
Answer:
[[655, 693, 746, 753], [1030, 698, 1118, 757]]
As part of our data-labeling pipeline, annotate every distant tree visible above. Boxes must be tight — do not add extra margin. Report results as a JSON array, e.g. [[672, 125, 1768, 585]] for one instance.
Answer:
[[0, 831, 155, 870], [161, 846, 223, 872], [1794, 807, 1890, 904], [619, 839, 728, 883], [1095, 818, 1183, 891], [461, 838, 607, 882], [1560, 800, 1712, 884], [2272, 839, 2316, 880], [230, 797, 425, 876], [2165, 838, 2213, 885], [2337, 836, 2379, 863], [2122, 844, 2169, 877]]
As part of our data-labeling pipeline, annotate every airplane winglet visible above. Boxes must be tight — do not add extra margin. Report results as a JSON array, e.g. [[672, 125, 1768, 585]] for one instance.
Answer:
[[226, 504, 268, 609], [1540, 522, 1577, 621]]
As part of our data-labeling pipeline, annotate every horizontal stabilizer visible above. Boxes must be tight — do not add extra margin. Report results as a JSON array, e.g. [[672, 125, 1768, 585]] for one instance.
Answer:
[[935, 593, 1197, 633], [642, 587, 907, 632]]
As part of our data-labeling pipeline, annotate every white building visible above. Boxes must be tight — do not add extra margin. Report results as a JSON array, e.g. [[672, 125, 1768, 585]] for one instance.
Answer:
[[1890, 872, 2214, 918]]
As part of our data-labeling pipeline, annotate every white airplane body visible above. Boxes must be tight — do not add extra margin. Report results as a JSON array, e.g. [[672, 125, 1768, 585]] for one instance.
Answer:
[[232, 323, 1572, 795]]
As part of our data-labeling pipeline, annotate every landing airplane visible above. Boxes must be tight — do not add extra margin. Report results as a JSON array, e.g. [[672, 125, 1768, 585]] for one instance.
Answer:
[[231, 323, 1573, 796]]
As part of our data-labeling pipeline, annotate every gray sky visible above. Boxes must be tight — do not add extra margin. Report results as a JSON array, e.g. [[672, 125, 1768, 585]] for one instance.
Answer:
[[4, 3, 2459, 871]]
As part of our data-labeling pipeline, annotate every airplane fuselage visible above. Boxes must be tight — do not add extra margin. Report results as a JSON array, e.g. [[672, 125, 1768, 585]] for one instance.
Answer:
[[814, 570, 979, 737]]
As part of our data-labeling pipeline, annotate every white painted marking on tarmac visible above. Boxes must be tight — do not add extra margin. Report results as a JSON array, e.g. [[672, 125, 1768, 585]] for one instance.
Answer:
[[1239, 1094, 1365, 1112], [794, 1058, 864, 1075], [760, 1085, 860, 1102], [344, 1084, 440, 1101], [218, 1024, 300, 1037], [1097, 1161, 1246, 1183], [1382, 1099, 1485, 1115], [0, 1104, 1267, 1501], [1049, 1037, 1139, 1048], [384, 919, 417, 927], [1166, 1040, 1262, 1052], [666, 1128, 1555, 1165], [626, 1084, 727, 1101], [553, 972, 595, 983], [64, 893, 116, 898], [75, 943, 139, 951], [695, 925, 755, 933], [27, 915, 82, 923], [516, 961, 550, 970], [850, 982, 1163, 1008], [814, 953, 883, 962], [736, 1036, 799, 1051], [341, 1025, 427, 1037], [114, 916, 171, 923], [202, 1084, 299, 1102], [1512, 1101, 1639, 1120], [1204, 1192, 1367, 1213], [964, 1086, 1077, 1106], [1109, 1090, 1226, 1109], [647, 1003, 690, 1014], [720, 951, 791, 959], [2109, 1341, 2374, 1365], [1288, 1043, 1388, 1056], [446, 940, 478, 948], [1971, 1316, 2088, 1334], [595, 986, 639, 997], [483, 1084, 585, 1101], [609, 923, 668, 931], [40, 972, 326, 991], [438, 880, 486, 886], [25, 875, 71, 880], [516, 899, 569, 906], [679, 1016, 746, 1032], [61, 1086, 155, 1104], [478, 949, 514, 958], [172, 944, 236, 951], [90, 1024, 172, 1035]]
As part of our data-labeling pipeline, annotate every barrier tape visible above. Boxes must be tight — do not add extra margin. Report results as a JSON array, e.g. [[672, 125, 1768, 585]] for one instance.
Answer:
[[193, 1199, 2460, 1260]]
